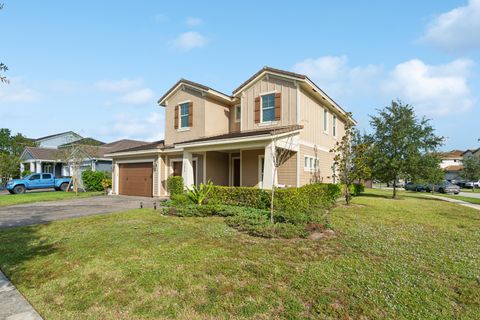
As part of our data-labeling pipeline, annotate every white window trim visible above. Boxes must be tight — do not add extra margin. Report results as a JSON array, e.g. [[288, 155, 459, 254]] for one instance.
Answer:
[[234, 105, 241, 123], [260, 91, 277, 124], [304, 155, 319, 172], [178, 101, 191, 130], [323, 109, 329, 134], [333, 115, 337, 138]]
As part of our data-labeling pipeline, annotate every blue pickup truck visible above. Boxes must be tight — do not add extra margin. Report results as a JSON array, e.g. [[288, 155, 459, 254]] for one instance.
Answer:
[[6, 173, 71, 194]]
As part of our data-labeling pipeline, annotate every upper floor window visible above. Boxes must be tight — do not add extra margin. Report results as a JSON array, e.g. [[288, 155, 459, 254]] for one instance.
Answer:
[[333, 115, 337, 137], [261, 93, 275, 122], [180, 102, 189, 128], [323, 109, 328, 132], [235, 105, 241, 122]]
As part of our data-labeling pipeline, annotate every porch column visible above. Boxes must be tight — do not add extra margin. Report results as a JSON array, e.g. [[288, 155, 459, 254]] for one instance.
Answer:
[[36, 161, 42, 173], [29, 161, 35, 172], [262, 142, 277, 189], [182, 151, 194, 189], [20, 163, 25, 175]]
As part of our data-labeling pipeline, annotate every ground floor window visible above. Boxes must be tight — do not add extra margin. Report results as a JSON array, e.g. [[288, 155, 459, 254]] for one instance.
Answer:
[[304, 156, 319, 171]]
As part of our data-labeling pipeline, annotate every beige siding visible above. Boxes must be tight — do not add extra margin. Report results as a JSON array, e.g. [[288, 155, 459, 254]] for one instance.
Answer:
[[205, 151, 229, 186], [241, 149, 264, 187], [277, 151, 297, 187], [241, 76, 297, 131], [299, 144, 335, 185], [299, 88, 345, 150]]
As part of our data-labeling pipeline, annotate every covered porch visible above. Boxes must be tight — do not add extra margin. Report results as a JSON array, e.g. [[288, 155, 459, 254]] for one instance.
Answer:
[[20, 160, 67, 177], [170, 131, 300, 190]]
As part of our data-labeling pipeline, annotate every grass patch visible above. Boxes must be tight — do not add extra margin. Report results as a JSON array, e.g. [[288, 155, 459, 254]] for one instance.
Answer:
[[0, 188, 478, 319], [0, 191, 103, 207]]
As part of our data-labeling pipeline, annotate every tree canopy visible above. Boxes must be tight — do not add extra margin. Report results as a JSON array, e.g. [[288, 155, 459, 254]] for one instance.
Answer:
[[368, 100, 444, 198]]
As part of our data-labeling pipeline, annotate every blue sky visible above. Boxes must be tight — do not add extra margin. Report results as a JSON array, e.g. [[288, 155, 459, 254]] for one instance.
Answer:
[[0, 0, 479, 150]]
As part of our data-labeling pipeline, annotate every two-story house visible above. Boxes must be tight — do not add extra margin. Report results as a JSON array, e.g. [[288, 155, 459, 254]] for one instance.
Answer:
[[106, 67, 355, 197]]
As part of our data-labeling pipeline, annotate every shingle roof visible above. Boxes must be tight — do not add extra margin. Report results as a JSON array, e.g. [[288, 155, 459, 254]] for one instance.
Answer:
[[59, 137, 105, 147], [101, 139, 150, 153], [112, 140, 166, 153], [439, 150, 464, 159], [157, 78, 233, 106], [23, 147, 63, 160]]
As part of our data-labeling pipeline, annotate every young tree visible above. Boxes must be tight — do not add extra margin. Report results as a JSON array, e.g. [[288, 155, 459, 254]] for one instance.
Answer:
[[416, 153, 444, 194], [462, 156, 480, 192], [268, 130, 295, 223], [368, 100, 444, 199], [330, 114, 371, 204]]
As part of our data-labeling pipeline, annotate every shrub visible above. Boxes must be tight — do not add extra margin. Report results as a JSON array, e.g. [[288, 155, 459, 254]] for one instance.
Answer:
[[352, 183, 365, 196], [164, 204, 221, 217], [101, 178, 112, 193], [170, 193, 192, 206], [207, 186, 270, 209], [81, 170, 110, 191], [167, 176, 184, 196], [187, 181, 214, 205]]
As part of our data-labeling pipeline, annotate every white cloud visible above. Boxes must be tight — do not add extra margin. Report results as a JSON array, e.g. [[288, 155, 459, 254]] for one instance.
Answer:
[[383, 59, 474, 116], [99, 112, 164, 141], [171, 31, 207, 51], [119, 88, 155, 105], [292, 56, 475, 117], [94, 78, 143, 92], [0, 77, 41, 103], [185, 17, 203, 26], [421, 0, 480, 52], [292, 56, 383, 98]]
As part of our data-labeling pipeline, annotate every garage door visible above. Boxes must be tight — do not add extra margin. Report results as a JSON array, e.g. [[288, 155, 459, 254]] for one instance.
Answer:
[[119, 163, 153, 197]]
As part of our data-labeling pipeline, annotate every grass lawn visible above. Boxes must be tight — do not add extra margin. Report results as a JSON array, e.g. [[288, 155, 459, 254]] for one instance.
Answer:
[[0, 191, 103, 207], [0, 189, 479, 319]]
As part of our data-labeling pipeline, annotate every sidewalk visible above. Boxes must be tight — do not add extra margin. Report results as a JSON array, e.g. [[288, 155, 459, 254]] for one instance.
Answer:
[[0, 271, 42, 320], [428, 194, 480, 211]]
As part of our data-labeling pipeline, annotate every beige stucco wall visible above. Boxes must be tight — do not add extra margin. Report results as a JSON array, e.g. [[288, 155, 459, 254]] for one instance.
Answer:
[[241, 76, 297, 131], [229, 104, 240, 133], [204, 98, 230, 137], [205, 151, 229, 186], [241, 149, 264, 187], [277, 151, 297, 187], [298, 88, 345, 150], [299, 144, 335, 185]]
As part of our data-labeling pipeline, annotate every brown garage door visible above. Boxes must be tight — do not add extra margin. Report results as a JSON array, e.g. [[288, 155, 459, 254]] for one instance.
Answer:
[[119, 163, 153, 197]]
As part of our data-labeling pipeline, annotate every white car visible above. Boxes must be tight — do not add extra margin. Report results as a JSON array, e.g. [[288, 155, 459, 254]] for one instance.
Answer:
[[465, 180, 480, 189]]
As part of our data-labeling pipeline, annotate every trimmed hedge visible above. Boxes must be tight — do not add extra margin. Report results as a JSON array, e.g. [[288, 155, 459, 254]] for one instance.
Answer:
[[341, 183, 365, 197], [81, 170, 110, 191], [208, 186, 270, 209], [167, 176, 184, 196]]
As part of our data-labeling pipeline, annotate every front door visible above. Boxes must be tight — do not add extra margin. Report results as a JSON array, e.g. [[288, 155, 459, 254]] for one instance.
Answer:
[[233, 158, 240, 187]]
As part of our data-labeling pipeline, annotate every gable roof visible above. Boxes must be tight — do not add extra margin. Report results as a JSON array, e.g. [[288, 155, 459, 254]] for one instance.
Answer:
[[462, 148, 480, 156], [157, 78, 233, 106], [22, 147, 61, 161], [439, 150, 464, 159], [35, 131, 82, 142]]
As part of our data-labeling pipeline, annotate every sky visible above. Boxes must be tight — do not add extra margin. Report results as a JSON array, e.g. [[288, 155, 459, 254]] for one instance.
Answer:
[[0, 0, 479, 151]]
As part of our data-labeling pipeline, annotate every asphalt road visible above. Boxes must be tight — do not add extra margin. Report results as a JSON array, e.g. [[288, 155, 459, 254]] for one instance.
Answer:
[[0, 195, 160, 229]]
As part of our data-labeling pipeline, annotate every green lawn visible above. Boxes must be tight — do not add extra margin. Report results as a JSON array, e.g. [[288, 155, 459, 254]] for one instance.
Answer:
[[0, 191, 102, 207], [0, 189, 478, 319]]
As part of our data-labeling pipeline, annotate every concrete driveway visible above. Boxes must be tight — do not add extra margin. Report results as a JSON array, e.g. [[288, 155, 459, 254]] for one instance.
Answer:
[[0, 195, 160, 229]]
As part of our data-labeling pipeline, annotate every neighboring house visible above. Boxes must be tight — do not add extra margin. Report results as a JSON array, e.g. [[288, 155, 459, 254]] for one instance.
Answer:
[[439, 148, 480, 182], [20, 133, 148, 177], [107, 66, 355, 197]]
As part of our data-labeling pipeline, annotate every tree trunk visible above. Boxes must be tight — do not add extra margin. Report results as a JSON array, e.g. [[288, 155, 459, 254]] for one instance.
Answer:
[[392, 177, 397, 199], [345, 183, 350, 205], [270, 167, 277, 224], [431, 183, 434, 194]]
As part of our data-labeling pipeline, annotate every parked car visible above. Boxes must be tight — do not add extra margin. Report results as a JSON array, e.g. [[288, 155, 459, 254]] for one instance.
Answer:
[[464, 180, 480, 189], [453, 180, 467, 188], [404, 182, 427, 192], [426, 181, 460, 194], [5, 173, 71, 194]]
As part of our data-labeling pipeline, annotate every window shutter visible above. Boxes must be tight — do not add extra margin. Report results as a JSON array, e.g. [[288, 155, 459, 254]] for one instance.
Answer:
[[254, 96, 260, 123], [174, 105, 179, 129], [188, 102, 193, 127], [274, 92, 281, 121]]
